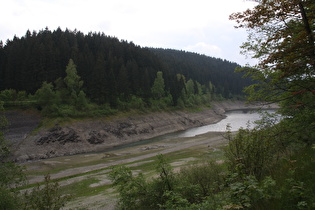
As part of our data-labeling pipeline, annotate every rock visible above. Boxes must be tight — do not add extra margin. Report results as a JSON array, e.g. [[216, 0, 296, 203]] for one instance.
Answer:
[[87, 131, 105, 144], [37, 126, 81, 145]]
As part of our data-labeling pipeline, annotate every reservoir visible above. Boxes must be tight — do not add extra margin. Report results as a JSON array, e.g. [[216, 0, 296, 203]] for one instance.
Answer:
[[110, 109, 278, 150]]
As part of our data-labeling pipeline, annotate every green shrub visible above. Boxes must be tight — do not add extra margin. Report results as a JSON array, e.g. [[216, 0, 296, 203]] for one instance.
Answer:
[[22, 175, 71, 210], [176, 161, 225, 204], [109, 155, 227, 209]]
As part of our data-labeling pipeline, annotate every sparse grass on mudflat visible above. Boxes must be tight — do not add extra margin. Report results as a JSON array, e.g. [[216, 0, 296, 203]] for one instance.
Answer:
[[23, 131, 227, 206]]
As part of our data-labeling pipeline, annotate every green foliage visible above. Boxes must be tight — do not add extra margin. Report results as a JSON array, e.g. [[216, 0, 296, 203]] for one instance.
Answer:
[[108, 165, 150, 209], [176, 161, 225, 204], [62, 59, 88, 109], [35, 82, 60, 115], [226, 174, 277, 209], [155, 154, 175, 192], [223, 116, 315, 209], [22, 175, 72, 210], [109, 154, 227, 209], [109, 155, 178, 209], [273, 147, 315, 209], [224, 127, 278, 180], [32, 58, 214, 116], [34, 59, 89, 117], [0, 89, 18, 101], [0, 89, 35, 108], [226, 2, 315, 208], [64, 59, 83, 95], [0, 187, 20, 210], [150, 93, 173, 111], [151, 71, 165, 100], [232, 0, 315, 145]]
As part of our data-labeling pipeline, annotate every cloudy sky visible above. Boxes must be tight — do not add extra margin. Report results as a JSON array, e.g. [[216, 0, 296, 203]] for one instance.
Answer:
[[0, 0, 257, 65]]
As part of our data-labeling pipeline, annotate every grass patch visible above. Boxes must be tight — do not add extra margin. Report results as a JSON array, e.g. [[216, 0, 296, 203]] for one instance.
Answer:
[[60, 177, 111, 198]]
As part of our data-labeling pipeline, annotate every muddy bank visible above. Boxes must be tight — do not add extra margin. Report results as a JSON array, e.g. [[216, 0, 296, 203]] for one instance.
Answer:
[[6, 101, 276, 162]]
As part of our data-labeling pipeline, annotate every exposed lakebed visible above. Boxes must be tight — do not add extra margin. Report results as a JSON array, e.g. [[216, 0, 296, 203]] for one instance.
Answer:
[[6, 101, 278, 162], [106, 109, 278, 151]]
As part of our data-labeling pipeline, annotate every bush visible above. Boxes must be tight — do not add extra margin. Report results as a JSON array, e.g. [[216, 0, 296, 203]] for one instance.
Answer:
[[108, 166, 150, 209], [109, 155, 227, 209], [224, 116, 283, 180], [0, 89, 17, 101], [23, 175, 71, 210], [0, 187, 20, 210], [176, 161, 225, 204]]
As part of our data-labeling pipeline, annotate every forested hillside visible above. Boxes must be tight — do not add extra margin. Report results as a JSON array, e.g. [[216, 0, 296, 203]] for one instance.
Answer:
[[0, 28, 251, 109], [150, 48, 252, 98]]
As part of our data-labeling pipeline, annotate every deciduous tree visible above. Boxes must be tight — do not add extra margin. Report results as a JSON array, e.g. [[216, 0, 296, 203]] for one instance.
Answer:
[[230, 0, 315, 108], [230, 0, 315, 144]]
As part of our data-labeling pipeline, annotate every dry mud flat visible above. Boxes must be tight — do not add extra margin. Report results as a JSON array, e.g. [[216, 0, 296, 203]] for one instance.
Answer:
[[26, 131, 226, 184], [25, 131, 227, 210]]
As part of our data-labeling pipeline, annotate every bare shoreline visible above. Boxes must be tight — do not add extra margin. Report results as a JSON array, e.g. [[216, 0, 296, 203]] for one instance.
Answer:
[[6, 101, 277, 162]]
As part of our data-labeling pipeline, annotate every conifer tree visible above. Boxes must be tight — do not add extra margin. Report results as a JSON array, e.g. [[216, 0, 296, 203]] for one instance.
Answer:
[[63, 59, 87, 108], [151, 71, 165, 100]]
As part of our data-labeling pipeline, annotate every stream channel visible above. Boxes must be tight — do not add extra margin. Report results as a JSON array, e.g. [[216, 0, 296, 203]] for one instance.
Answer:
[[105, 109, 278, 152]]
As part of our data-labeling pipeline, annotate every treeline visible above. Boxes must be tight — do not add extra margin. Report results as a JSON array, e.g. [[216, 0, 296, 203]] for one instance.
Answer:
[[0, 28, 251, 112], [150, 48, 252, 98]]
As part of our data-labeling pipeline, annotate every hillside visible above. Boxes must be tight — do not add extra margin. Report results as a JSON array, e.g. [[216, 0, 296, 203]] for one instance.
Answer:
[[0, 28, 252, 108], [150, 48, 252, 98]]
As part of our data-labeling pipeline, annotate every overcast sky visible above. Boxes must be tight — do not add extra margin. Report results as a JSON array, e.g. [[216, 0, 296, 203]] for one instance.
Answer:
[[0, 0, 257, 65]]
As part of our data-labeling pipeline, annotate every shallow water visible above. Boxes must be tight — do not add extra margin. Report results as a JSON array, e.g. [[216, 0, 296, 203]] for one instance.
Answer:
[[178, 109, 277, 137]]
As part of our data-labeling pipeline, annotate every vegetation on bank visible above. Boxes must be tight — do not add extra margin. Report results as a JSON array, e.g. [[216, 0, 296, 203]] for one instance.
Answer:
[[0, 57, 232, 117]]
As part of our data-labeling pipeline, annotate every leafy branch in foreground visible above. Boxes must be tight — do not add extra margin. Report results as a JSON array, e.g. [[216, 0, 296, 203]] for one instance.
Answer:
[[231, 0, 315, 146], [231, 0, 315, 108], [22, 175, 71, 210]]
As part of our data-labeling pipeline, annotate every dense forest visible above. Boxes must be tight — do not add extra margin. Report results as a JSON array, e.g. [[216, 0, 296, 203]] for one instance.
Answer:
[[0, 28, 251, 110], [150, 48, 251, 98]]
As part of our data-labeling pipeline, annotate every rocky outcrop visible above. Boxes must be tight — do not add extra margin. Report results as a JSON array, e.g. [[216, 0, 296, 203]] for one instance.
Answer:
[[7, 101, 277, 162], [36, 126, 81, 145]]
